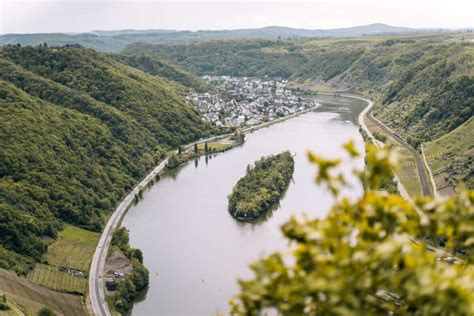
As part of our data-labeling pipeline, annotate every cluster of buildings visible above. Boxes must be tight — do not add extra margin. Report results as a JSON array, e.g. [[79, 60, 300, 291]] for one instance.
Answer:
[[186, 76, 316, 127]]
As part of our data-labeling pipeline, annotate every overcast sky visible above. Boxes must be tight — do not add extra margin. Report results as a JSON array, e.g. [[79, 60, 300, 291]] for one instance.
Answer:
[[1, 0, 473, 34]]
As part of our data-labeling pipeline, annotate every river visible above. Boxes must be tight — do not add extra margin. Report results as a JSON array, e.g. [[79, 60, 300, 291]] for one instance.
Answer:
[[123, 95, 367, 315]]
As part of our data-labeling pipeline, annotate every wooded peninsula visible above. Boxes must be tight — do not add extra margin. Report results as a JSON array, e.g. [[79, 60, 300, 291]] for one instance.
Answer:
[[228, 151, 294, 220]]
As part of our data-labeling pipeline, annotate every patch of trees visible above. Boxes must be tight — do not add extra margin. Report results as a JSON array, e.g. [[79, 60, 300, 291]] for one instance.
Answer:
[[373, 131, 387, 143], [228, 151, 294, 220], [111, 228, 149, 313]]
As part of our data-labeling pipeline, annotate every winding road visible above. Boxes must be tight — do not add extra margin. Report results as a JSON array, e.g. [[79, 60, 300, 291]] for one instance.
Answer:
[[88, 159, 169, 316]]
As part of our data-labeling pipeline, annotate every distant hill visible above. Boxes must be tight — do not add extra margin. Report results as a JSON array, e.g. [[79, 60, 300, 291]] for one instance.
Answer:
[[0, 24, 438, 52]]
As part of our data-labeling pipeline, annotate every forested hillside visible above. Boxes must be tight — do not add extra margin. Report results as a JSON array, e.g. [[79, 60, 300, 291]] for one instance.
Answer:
[[113, 53, 213, 93], [0, 45, 216, 269], [125, 40, 309, 78]]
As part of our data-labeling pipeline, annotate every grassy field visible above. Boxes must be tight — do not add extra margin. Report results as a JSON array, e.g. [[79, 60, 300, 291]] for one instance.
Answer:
[[28, 264, 87, 295], [425, 117, 474, 196], [24, 225, 101, 298], [197, 141, 232, 152], [0, 269, 85, 316], [44, 225, 100, 272]]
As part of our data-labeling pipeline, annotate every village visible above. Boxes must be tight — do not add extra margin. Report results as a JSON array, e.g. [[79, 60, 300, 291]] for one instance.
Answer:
[[186, 76, 316, 127]]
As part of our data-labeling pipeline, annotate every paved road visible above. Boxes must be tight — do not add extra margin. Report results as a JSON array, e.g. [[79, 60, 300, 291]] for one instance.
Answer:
[[366, 114, 432, 197], [88, 159, 169, 316]]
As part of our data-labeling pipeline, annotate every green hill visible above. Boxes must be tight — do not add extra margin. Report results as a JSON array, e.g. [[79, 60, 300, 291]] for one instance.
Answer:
[[113, 53, 213, 93], [0, 45, 215, 267]]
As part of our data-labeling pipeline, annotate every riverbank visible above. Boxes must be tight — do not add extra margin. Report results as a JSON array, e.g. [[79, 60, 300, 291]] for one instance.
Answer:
[[121, 98, 366, 315], [323, 92, 431, 201], [88, 103, 319, 316]]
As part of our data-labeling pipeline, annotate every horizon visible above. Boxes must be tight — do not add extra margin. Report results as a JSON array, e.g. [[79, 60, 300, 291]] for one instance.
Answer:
[[2, 22, 468, 36], [1, 1, 473, 34]]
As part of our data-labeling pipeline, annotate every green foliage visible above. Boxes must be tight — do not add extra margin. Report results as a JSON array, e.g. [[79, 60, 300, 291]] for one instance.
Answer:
[[125, 40, 309, 78], [372, 131, 387, 143], [111, 228, 149, 313], [231, 143, 474, 315], [228, 151, 294, 220], [111, 227, 130, 255], [0, 247, 34, 276], [230, 132, 245, 143], [114, 54, 212, 93], [38, 307, 56, 316], [167, 153, 187, 169], [0, 294, 9, 311], [0, 45, 216, 261]]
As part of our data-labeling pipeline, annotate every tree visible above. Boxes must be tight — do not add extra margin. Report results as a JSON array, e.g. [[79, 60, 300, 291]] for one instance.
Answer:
[[231, 142, 474, 315], [38, 307, 56, 316], [131, 248, 144, 263]]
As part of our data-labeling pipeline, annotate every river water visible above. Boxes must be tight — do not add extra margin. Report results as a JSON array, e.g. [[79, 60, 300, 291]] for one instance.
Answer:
[[123, 96, 367, 315]]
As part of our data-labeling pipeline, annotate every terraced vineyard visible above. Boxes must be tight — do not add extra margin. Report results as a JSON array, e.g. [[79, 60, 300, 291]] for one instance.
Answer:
[[0, 269, 85, 316], [25, 225, 100, 297], [43, 225, 100, 271], [28, 264, 87, 294], [425, 118, 474, 196]]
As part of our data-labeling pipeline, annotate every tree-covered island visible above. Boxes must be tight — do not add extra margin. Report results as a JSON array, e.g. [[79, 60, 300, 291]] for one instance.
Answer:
[[228, 151, 294, 220]]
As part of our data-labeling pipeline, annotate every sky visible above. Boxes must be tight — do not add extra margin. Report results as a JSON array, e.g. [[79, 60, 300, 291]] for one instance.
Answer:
[[1, 0, 473, 34]]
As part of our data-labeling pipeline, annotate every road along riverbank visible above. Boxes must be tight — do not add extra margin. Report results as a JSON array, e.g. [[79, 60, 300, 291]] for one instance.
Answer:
[[88, 104, 320, 315]]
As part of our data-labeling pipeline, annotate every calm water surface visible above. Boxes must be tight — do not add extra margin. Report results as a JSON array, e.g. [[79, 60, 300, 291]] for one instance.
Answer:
[[123, 96, 367, 315]]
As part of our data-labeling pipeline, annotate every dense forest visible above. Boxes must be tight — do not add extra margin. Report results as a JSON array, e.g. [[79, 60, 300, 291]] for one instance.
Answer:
[[0, 45, 217, 270], [228, 151, 294, 220], [113, 53, 213, 93]]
